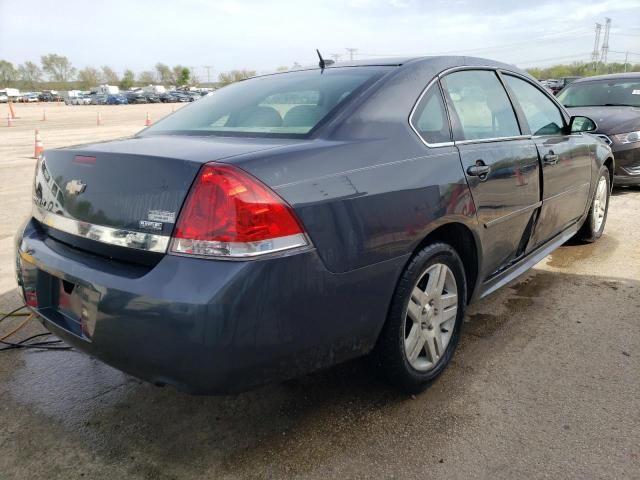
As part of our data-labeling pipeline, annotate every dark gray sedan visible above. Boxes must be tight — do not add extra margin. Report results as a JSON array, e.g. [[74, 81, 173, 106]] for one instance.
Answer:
[[16, 56, 613, 394], [557, 72, 640, 185]]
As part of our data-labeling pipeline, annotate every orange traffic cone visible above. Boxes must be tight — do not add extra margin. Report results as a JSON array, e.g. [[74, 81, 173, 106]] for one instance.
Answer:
[[144, 112, 151, 127], [8, 101, 17, 119], [97, 112, 102, 126], [34, 129, 44, 158], [7, 113, 13, 127]]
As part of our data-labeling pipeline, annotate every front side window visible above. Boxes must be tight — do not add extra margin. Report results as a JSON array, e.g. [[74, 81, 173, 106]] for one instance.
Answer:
[[557, 79, 640, 107], [441, 70, 520, 141], [504, 75, 565, 136], [411, 84, 451, 144], [142, 67, 391, 138]]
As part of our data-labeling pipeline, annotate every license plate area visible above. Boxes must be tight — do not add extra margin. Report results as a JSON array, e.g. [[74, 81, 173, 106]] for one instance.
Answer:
[[18, 256, 100, 340]]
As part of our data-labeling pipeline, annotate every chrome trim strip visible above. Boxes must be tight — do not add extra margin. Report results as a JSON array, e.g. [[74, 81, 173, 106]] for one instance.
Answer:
[[543, 182, 590, 202], [168, 233, 312, 261], [483, 201, 542, 228], [32, 205, 170, 253], [455, 135, 532, 146], [408, 77, 455, 149]]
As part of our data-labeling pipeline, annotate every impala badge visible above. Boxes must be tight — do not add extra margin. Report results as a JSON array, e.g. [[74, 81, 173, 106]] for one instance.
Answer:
[[65, 179, 86, 195]]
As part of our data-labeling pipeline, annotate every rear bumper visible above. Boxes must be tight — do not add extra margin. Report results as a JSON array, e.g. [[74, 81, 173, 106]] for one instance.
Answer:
[[15, 218, 403, 394]]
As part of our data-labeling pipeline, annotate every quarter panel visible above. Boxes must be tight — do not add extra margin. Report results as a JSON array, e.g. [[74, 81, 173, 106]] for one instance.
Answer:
[[273, 142, 476, 273]]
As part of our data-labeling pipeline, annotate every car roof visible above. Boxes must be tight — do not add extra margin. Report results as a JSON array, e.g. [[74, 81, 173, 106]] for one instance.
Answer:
[[258, 55, 530, 80], [571, 72, 640, 83]]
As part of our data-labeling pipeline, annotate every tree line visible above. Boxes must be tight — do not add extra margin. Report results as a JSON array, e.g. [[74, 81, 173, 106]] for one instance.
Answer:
[[526, 61, 639, 80], [4, 54, 636, 92], [0, 53, 258, 91]]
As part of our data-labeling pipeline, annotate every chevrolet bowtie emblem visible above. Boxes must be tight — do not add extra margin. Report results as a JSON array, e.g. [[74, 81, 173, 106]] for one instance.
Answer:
[[65, 179, 86, 195]]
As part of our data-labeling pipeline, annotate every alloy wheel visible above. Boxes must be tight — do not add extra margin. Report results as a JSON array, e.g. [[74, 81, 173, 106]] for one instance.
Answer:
[[593, 175, 608, 232], [404, 263, 458, 371]]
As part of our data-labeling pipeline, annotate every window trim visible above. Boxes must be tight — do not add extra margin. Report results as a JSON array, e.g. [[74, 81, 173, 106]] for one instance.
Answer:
[[499, 71, 570, 138], [439, 67, 525, 144], [408, 77, 455, 148]]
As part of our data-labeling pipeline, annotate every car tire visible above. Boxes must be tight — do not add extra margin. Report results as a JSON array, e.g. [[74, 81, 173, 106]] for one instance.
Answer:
[[576, 166, 610, 243], [374, 242, 467, 394]]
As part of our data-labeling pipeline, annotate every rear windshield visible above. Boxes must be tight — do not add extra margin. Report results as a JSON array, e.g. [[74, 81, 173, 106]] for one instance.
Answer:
[[142, 67, 391, 138], [557, 79, 640, 107]]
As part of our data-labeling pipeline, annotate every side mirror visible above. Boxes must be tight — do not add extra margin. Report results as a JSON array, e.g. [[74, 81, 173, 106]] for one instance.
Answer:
[[569, 115, 597, 133]]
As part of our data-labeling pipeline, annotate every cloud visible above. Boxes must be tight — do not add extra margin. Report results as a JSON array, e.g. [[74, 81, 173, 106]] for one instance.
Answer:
[[1, 0, 638, 75]]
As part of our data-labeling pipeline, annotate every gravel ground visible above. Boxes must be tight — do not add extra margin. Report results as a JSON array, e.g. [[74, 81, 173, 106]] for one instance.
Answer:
[[0, 103, 638, 479]]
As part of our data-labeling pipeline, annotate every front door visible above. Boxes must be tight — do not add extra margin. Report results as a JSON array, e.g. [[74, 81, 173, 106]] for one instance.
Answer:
[[440, 69, 541, 279], [501, 74, 592, 247]]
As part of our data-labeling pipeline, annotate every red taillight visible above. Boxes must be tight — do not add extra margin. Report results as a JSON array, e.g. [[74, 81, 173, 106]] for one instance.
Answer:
[[170, 163, 309, 258]]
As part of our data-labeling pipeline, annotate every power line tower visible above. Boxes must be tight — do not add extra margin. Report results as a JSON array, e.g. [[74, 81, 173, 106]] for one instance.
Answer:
[[202, 65, 214, 84], [591, 23, 602, 70], [600, 17, 611, 64], [346, 48, 358, 61]]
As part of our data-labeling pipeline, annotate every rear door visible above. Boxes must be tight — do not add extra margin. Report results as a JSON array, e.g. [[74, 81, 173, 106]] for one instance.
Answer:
[[440, 69, 541, 279], [501, 73, 592, 247]]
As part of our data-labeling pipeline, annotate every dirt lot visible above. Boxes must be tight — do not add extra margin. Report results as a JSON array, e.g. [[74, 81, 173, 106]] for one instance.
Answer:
[[0, 103, 639, 479]]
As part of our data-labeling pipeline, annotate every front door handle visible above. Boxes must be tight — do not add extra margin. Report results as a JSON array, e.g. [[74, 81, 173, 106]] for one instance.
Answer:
[[467, 160, 491, 180], [543, 152, 559, 165]]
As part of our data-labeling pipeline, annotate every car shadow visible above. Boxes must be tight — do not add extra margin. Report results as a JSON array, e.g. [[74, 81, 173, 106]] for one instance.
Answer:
[[0, 265, 638, 478], [612, 186, 640, 197]]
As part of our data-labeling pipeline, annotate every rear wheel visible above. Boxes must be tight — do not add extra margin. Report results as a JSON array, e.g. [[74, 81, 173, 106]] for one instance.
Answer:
[[375, 243, 467, 393], [576, 167, 610, 242]]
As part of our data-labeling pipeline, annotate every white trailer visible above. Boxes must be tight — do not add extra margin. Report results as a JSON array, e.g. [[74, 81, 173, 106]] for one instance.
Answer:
[[1, 88, 20, 99], [95, 84, 119, 95], [142, 85, 166, 94]]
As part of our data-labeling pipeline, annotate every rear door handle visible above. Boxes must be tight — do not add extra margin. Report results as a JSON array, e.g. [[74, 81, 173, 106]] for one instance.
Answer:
[[543, 152, 559, 165], [466, 161, 491, 180]]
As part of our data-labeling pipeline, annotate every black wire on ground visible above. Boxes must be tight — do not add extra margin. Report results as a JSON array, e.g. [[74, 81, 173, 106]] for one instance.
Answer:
[[0, 306, 27, 325], [0, 305, 72, 352]]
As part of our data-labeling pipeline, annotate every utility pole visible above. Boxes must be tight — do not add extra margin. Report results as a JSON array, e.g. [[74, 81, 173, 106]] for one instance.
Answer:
[[203, 65, 214, 85], [600, 17, 611, 65], [624, 51, 629, 72], [346, 48, 358, 61], [592, 23, 602, 71]]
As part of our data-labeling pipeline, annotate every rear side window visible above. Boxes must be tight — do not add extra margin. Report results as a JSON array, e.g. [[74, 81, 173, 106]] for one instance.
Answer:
[[441, 70, 520, 141], [411, 84, 451, 145], [504, 75, 565, 136]]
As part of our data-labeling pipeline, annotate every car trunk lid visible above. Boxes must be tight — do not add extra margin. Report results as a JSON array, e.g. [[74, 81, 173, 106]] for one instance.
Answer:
[[33, 134, 296, 260]]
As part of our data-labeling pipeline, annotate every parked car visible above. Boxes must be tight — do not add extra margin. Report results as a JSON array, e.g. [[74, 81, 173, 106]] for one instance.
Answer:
[[38, 92, 62, 102], [549, 76, 582, 95], [170, 91, 192, 102], [18, 93, 39, 103], [106, 94, 128, 105], [144, 92, 161, 103], [90, 94, 108, 105], [0, 93, 7, 103], [125, 91, 148, 104], [558, 72, 640, 185], [16, 56, 612, 394], [159, 92, 178, 103]]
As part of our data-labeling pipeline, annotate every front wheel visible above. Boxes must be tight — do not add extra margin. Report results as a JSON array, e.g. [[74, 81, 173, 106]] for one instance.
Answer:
[[374, 243, 467, 393], [576, 167, 610, 242]]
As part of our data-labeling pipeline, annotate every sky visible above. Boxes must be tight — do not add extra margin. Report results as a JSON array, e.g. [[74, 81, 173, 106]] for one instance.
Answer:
[[1, 0, 639, 80]]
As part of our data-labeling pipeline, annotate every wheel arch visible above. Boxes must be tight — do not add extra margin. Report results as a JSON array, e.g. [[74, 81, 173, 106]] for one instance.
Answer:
[[411, 222, 480, 304], [604, 157, 614, 191]]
